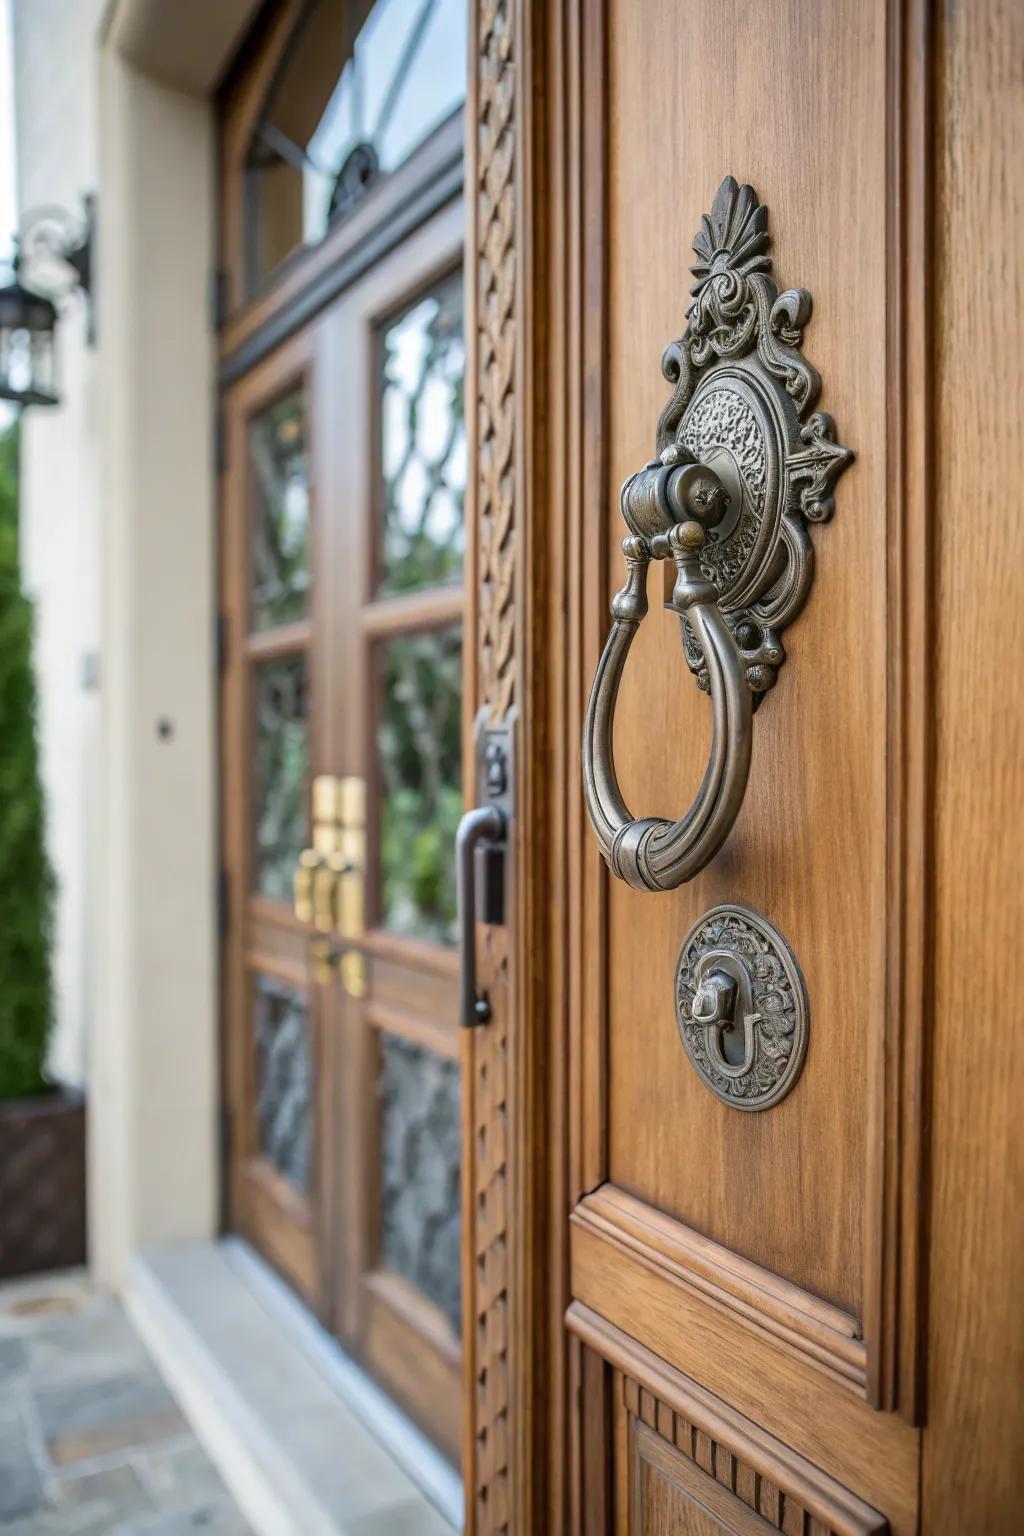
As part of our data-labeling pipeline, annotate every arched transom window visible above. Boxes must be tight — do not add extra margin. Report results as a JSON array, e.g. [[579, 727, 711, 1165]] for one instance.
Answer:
[[245, 0, 466, 292]]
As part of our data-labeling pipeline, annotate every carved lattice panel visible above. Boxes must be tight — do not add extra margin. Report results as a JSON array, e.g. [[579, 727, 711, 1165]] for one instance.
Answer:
[[468, 0, 518, 1528], [620, 1374, 887, 1536]]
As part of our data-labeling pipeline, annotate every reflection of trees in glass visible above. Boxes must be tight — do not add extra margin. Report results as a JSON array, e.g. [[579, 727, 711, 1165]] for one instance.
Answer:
[[249, 390, 310, 632], [377, 627, 461, 943], [378, 1030, 461, 1333], [255, 974, 312, 1193], [254, 657, 309, 901], [378, 269, 465, 595]]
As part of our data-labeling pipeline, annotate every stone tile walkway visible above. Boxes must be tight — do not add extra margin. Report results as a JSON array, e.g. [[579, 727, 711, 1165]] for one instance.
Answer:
[[0, 1269, 251, 1534]]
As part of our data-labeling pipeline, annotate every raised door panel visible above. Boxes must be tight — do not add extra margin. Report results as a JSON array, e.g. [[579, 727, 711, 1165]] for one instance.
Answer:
[[602, 1345, 889, 1536], [602, 0, 886, 1318]]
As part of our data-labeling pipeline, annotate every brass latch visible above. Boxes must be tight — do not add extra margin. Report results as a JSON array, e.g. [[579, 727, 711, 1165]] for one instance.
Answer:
[[293, 774, 367, 997]]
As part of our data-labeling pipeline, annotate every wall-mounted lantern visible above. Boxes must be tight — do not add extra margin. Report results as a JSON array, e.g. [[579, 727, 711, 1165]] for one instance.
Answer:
[[0, 195, 95, 410]]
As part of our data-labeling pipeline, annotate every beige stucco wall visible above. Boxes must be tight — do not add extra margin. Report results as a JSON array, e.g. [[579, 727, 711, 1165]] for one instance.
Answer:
[[92, 45, 219, 1281], [11, 0, 106, 1088], [10, 0, 258, 1282]]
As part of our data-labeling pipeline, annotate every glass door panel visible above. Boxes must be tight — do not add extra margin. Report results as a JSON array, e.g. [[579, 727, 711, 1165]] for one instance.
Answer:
[[221, 334, 322, 1307], [315, 200, 466, 1465], [221, 193, 466, 1466]]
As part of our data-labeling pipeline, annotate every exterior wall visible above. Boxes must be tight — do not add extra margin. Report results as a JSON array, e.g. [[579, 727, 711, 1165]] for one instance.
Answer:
[[11, 0, 107, 1087], [92, 47, 218, 1281], [7, 0, 258, 1282]]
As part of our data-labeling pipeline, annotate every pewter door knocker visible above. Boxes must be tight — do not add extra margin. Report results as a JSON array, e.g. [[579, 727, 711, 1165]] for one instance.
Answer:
[[582, 176, 853, 891]]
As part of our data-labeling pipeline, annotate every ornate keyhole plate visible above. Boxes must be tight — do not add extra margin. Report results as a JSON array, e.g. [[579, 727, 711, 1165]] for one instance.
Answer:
[[675, 903, 809, 1110]]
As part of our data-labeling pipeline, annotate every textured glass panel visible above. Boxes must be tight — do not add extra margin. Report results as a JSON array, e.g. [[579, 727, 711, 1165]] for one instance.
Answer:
[[247, 0, 466, 289], [249, 389, 310, 632], [254, 656, 309, 901], [377, 269, 465, 596], [378, 1031, 460, 1333], [254, 974, 312, 1193], [377, 627, 461, 943]]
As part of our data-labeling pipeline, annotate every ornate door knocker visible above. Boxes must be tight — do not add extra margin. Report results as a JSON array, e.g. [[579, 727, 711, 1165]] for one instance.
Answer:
[[582, 177, 853, 890]]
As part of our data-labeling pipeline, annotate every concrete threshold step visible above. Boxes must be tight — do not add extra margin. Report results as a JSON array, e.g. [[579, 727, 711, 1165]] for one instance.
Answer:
[[125, 1239, 461, 1536]]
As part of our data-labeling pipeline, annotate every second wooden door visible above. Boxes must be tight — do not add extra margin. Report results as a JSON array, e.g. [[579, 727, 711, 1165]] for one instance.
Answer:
[[221, 196, 467, 1465]]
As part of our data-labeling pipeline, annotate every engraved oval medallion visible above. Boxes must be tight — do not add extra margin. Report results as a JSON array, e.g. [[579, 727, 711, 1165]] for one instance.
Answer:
[[674, 903, 809, 1111], [678, 365, 786, 610]]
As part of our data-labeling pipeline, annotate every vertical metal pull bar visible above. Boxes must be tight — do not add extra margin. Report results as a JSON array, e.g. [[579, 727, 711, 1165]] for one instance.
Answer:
[[457, 805, 505, 1028]]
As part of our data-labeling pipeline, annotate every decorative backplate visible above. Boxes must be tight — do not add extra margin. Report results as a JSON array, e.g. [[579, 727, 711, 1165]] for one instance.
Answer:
[[675, 903, 809, 1110], [656, 176, 853, 696]]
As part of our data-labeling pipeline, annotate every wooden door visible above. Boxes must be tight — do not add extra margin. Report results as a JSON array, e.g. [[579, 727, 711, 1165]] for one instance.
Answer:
[[314, 197, 467, 1465], [459, 0, 1024, 1531], [565, 5, 917, 1526], [220, 191, 467, 1467]]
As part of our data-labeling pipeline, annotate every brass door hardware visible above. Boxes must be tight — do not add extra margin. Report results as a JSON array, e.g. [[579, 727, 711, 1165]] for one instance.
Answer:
[[310, 935, 343, 985], [582, 177, 853, 891], [456, 716, 513, 1028], [292, 849, 320, 926], [293, 773, 367, 997], [675, 903, 808, 1110]]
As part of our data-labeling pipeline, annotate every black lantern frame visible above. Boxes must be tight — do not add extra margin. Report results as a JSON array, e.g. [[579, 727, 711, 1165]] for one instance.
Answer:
[[0, 195, 95, 410]]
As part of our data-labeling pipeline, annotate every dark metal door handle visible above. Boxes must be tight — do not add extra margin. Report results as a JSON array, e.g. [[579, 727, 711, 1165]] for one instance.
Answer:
[[582, 176, 853, 892], [457, 805, 505, 1028]]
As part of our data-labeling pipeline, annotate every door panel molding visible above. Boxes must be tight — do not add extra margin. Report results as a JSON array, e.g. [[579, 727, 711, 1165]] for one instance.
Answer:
[[574, 1186, 866, 1393], [867, 0, 933, 1422], [569, 1306, 909, 1536]]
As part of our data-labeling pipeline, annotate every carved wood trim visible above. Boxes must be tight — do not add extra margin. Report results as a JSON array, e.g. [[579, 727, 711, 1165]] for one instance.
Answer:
[[464, 5, 518, 1528], [568, 1251, 917, 1530], [571, 1307, 889, 1536], [575, 1185, 867, 1392], [629, 1417, 883, 1536], [475, 1, 518, 728], [464, 1, 549, 1530]]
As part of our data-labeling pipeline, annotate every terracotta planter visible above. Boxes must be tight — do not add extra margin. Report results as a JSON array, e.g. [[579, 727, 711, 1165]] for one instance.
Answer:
[[0, 1088, 86, 1279]]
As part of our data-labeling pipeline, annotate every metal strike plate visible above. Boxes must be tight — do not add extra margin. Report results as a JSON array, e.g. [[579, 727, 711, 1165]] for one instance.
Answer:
[[674, 903, 808, 1110], [477, 715, 515, 923]]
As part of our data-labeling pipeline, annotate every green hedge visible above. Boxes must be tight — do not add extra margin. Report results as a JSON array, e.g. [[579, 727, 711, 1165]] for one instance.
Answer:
[[0, 418, 55, 1099]]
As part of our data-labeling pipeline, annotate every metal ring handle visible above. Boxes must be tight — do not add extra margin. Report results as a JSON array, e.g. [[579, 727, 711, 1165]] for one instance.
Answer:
[[582, 500, 753, 891]]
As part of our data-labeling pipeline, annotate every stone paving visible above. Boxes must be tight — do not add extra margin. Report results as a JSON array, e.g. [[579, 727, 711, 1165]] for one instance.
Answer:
[[0, 1269, 251, 1534]]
